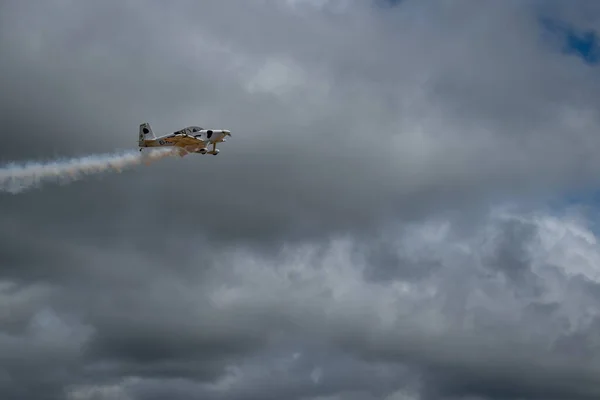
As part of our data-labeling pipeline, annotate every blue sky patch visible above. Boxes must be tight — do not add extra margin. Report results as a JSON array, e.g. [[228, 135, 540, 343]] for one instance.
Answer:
[[541, 18, 600, 64]]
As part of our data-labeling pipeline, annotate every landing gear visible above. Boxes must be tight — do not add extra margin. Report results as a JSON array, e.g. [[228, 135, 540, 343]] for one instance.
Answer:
[[207, 142, 219, 155]]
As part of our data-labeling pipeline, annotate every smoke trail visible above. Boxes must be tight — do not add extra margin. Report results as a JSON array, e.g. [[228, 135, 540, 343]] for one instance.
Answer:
[[0, 147, 179, 194]]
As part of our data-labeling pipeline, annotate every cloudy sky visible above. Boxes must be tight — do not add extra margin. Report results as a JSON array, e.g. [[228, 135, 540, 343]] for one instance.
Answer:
[[2, 0, 600, 399]]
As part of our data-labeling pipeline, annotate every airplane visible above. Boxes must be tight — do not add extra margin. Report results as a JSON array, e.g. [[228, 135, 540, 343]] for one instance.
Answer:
[[138, 122, 231, 157]]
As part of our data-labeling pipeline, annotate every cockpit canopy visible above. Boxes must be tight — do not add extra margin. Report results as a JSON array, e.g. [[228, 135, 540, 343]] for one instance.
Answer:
[[190, 126, 203, 132]]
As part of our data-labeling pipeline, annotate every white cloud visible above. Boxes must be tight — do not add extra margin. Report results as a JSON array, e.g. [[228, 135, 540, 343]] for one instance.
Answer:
[[245, 57, 308, 96]]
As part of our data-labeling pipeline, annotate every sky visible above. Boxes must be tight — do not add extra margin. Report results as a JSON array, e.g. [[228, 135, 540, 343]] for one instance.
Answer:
[[2, 0, 600, 399]]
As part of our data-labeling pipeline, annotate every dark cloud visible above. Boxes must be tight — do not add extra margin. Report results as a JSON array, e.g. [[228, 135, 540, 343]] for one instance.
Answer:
[[2, 0, 598, 244], [2, 0, 600, 399]]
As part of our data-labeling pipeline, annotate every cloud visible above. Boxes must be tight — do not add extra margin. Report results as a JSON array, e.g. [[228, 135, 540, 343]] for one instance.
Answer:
[[2, 0, 600, 399], [3, 206, 600, 399]]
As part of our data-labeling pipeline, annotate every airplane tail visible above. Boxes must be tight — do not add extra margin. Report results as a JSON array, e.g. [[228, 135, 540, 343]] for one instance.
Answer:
[[138, 123, 156, 147]]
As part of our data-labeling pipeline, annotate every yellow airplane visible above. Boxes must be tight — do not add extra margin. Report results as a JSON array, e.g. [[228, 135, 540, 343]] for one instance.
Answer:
[[138, 122, 231, 157]]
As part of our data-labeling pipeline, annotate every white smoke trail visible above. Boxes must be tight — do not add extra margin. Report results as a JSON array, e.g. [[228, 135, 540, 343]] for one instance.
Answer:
[[0, 147, 179, 194]]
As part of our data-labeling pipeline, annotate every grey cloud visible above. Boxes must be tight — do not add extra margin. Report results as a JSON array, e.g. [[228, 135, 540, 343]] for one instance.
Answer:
[[326, 218, 600, 399], [2, 0, 599, 245], [0, 306, 92, 400], [4, 202, 600, 399], [2, 0, 600, 399]]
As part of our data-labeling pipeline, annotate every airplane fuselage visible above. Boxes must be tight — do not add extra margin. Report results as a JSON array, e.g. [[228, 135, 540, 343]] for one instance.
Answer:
[[141, 130, 229, 147]]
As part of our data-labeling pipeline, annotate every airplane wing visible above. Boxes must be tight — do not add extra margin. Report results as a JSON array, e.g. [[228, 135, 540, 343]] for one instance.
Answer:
[[165, 135, 208, 157], [163, 135, 206, 147]]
